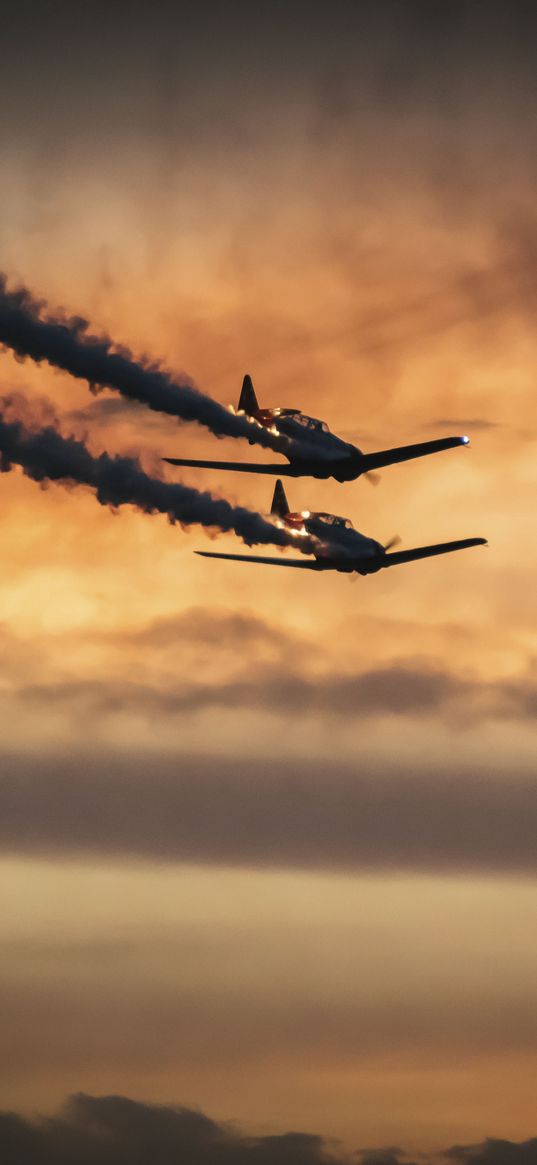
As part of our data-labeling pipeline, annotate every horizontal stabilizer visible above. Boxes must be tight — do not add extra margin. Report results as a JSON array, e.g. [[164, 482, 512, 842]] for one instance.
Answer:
[[384, 537, 487, 568], [360, 435, 469, 473], [195, 551, 322, 569], [164, 457, 297, 475]]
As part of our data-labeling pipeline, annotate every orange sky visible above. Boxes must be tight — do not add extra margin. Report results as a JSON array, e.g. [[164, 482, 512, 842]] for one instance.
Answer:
[[1, 4, 536, 1158]]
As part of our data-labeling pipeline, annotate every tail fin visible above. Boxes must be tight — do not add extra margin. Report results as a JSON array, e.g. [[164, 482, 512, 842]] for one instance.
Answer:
[[271, 479, 290, 518], [238, 374, 259, 415]]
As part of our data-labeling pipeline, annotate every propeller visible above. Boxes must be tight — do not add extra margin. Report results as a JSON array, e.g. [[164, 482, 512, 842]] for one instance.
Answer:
[[383, 535, 401, 552], [364, 471, 381, 486]]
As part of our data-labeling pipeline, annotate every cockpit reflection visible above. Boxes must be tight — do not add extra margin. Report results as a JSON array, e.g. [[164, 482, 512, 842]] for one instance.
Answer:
[[315, 513, 354, 529], [292, 414, 329, 433]]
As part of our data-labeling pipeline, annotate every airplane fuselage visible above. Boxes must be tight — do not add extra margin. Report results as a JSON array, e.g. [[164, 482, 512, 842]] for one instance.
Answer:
[[248, 407, 361, 480], [280, 508, 386, 572]]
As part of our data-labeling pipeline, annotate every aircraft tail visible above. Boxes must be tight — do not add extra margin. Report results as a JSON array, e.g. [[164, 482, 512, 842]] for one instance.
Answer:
[[271, 479, 290, 518], [238, 374, 259, 415]]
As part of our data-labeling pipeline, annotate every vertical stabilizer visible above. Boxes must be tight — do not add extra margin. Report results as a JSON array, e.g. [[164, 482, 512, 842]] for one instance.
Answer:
[[238, 374, 259, 415], [271, 479, 290, 518]]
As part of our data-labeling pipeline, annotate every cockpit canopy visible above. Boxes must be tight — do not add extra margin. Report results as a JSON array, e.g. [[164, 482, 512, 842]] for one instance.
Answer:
[[314, 512, 354, 529], [293, 413, 329, 433], [262, 409, 329, 433]]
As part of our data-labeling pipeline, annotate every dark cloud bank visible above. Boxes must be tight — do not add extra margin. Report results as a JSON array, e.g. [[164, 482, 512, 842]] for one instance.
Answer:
[[1, 1094, 536, 1165], [12, 661, 537, 724], [1, 752, 537, 874]]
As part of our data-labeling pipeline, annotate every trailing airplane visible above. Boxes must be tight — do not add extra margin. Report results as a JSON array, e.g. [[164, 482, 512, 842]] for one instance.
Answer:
[[165, 374, 470, 483], [196, 479, 487, 575]]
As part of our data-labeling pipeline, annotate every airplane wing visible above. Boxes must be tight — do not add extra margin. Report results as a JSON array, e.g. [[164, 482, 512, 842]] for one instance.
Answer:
[[195, 551, 324, 568], [164, 457, 297, 476], [196, 540, 486, 572], [383, 537, 487, 568], [360, 435, 469, 473]]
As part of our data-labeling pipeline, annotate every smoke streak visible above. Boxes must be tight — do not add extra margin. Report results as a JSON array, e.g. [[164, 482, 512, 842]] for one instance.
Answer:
[[0, 400, 309, 551], [0, 275, 288, 453]]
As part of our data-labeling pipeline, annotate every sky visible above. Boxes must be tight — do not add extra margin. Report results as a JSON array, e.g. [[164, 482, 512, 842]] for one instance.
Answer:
[[1, 1, 537, 1160]]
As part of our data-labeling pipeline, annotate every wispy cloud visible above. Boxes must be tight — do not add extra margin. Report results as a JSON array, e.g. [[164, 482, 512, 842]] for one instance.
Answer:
[[6, 657, 537, 725]]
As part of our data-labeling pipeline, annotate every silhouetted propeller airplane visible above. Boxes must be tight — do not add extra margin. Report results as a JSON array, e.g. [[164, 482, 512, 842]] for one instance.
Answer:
[[196, 480, 487, 576], [165, 374, 470, 483]]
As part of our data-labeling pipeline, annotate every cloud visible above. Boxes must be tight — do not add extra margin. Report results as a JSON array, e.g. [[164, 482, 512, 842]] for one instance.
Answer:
[[113, 607, 304, 657], [0, 1093, 342, 1165], [5, 653, 537, 727], [444, 1140, 537, 1165], [1, 750, 537, 873], [0, 606, 303, 673], [1, 1093, 536, 1165], [356, 1153, 413, 1165], [426, 419, 500, 433], [9, 663, 462, 721], [356, 1144, 537, 1165]]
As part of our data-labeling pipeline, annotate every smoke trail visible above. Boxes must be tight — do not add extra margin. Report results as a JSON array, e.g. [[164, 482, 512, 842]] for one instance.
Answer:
[[0, 400, 310, 552], [0, 275, 288, 453]]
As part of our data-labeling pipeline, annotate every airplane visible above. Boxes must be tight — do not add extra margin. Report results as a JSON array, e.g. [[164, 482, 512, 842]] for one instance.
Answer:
[[195, 479, 487, 575], [164, 374, 471, 483]]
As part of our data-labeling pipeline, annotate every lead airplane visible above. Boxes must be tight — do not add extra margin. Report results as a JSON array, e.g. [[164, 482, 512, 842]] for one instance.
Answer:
[[196, 480, 487, 575], [165, 374, 470, 483]]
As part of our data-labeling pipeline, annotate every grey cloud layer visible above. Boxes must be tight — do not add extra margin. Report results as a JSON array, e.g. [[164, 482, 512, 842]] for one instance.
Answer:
[[1, 1094, 536, 1165], [1, 752, 536, 873], [7, 658, 537, 725], [3, 2, 537, 139]]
